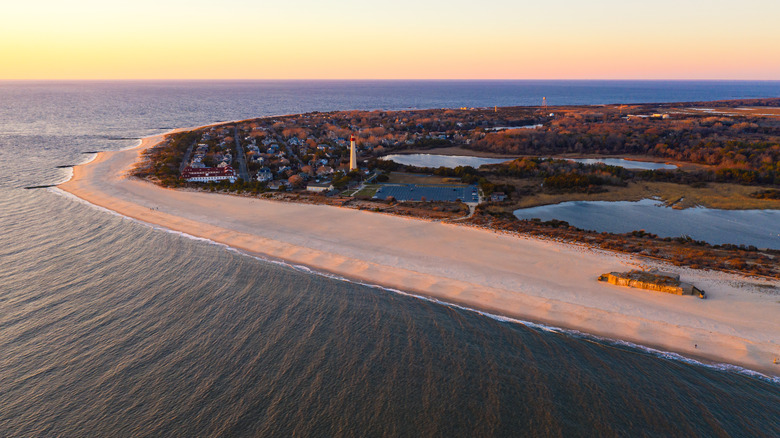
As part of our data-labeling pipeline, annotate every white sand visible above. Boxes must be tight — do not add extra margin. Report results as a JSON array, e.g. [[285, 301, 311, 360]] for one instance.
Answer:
[[59, 133, 780, 377]]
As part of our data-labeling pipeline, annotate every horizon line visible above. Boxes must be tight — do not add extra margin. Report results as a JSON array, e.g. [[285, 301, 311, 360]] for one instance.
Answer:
[[2, 78, 780, 82]]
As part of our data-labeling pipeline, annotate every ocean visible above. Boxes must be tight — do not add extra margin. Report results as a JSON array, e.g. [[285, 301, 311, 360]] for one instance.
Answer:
[[1, 80, 779, 437]]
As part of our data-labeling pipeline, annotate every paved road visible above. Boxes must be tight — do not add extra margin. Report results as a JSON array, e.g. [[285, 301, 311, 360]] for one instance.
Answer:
[[233, 127, 250, 181], [179, 142, 195, 174]]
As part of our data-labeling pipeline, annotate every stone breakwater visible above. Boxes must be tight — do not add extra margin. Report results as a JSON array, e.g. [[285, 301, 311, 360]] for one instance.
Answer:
[[599, 270, 706, 299]]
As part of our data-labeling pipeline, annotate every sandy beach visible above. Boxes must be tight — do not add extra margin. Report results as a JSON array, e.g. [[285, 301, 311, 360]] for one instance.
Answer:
[[59, 133, 780, 377]]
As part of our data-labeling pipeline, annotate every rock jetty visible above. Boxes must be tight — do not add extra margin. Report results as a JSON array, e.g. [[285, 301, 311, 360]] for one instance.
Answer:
[[598, 270, 706, 299]]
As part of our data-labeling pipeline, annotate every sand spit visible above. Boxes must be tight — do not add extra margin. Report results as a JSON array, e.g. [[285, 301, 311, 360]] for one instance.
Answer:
[[59, 132, 780, 377]]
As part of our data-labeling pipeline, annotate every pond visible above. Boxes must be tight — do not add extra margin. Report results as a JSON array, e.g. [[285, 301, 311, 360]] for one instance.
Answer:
[[381, 154, 512, 169], [562, 158, 678, 170], [514, 199, 780, 249], [383, 154, 678, 170]]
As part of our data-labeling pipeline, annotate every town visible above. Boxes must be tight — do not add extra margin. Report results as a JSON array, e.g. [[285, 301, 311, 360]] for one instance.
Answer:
[[173, 106, 542, 204]]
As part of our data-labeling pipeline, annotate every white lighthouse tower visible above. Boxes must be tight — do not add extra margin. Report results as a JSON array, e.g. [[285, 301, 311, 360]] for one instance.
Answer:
[[349, 135, 357, 171]]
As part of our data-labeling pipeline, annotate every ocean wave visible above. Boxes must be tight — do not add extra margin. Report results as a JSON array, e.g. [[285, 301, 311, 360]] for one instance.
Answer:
[[117, 138, 143, 152], [50, 153, 99, 185]]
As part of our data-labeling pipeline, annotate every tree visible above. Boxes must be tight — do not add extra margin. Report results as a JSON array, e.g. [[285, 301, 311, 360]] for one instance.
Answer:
[[288, 174, 304, 188]]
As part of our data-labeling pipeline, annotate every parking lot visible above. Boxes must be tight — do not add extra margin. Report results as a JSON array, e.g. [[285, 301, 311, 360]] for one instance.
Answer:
[[373, 184, 479, 203]]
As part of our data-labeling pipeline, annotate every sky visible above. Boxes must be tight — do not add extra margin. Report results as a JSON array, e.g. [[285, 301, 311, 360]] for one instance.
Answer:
[[1, 0, 779, 80]]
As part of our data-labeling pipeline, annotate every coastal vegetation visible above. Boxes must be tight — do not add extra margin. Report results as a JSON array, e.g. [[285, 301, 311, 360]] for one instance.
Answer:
[[133, 130, 200, 187]]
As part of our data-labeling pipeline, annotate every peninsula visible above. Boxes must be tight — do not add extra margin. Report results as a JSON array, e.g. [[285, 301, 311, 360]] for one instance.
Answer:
[[59, 100, 780, 377], [135, 99, 780, 277]]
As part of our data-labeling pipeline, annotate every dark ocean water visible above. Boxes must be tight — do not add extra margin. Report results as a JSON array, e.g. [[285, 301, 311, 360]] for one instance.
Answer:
[[1, 81, 779, 437]]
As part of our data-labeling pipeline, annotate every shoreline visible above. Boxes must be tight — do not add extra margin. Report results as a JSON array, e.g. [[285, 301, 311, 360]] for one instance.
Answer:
[[58, 130, 780, 378], [51, 183, 773, 379]]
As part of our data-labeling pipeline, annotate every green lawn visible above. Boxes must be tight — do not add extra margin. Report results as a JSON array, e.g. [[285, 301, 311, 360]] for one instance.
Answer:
[[387, 172, 463, 185], [353, 184, 380, 198]]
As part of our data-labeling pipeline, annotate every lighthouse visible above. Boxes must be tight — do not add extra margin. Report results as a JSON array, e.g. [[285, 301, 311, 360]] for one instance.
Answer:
[[349, 135, 357, 171]]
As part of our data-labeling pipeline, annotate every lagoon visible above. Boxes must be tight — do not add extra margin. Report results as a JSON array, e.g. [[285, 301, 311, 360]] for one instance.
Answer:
[[514, 199, 780, 249], [381, 154, 512, 168], [563, 158, 678, 170], [383, 154, 678, 171]]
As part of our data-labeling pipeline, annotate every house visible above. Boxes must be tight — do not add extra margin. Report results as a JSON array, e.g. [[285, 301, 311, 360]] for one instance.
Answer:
[[181, 166, 236, 183], [490, 192, 507, 202], [316, 165, 334, 176], [256, 167, 273, 182], [268, 180, 289, 191], [306, 181, 334, 193]]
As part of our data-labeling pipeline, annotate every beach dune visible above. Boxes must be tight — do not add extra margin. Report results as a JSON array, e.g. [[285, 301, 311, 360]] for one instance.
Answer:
[[59, 134, 780, 377]]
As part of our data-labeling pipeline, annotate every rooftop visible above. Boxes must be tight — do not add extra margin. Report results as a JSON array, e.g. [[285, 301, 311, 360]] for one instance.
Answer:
[[373, 184, 478, 203]]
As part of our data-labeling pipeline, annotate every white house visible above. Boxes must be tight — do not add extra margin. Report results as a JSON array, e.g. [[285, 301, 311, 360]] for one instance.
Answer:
[[306, 181, 334, 193], [181, 166, 236, 183]]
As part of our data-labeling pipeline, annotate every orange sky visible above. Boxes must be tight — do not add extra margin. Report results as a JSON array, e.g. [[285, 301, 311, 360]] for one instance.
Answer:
[[2, 0, 779, 80]]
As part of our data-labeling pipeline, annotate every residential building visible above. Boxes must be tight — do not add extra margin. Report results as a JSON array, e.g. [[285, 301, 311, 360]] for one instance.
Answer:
[[256, 167, 273, 182], [181, 166, 237, 183], [306, 181, 334, 192]]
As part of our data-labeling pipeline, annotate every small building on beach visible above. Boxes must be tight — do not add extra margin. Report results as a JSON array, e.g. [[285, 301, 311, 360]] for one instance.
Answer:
[[598, 270, 706, 298]]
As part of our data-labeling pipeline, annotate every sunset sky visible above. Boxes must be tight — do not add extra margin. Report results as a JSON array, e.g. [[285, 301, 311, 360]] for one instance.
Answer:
[[2, 0, 779, 80]]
